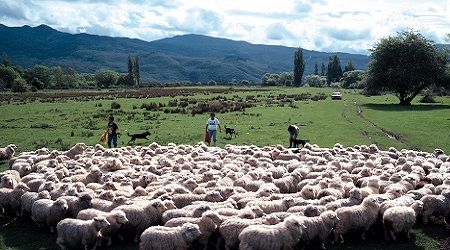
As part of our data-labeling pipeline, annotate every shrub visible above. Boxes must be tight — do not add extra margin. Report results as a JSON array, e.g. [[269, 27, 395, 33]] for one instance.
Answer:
[[111, 102, 121, 109]]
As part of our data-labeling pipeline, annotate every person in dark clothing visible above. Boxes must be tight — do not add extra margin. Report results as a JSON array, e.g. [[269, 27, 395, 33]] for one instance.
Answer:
[[107, 116, 120, 148], [288, 125, 299, 148]]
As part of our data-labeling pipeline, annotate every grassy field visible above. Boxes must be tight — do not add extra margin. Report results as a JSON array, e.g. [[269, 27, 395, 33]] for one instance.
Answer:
[[0, 86, 449, 250], [1, 87, 448, 157]]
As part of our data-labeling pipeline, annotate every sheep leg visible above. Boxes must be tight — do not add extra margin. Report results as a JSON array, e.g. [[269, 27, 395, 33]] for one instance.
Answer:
[[320, 242, 326, 249], [332, 233, 344, 244], [405, 229, 410, 239], [389, 231, 396, 241], [361, 231, 366, 240]]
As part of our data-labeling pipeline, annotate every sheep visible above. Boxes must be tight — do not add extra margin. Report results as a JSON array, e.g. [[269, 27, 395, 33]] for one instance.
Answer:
[[0, 170, 21, 189], [77, 209, 129, 246], [20, 190, 51, 216], [63, 142, 87, 159], [170, 190, 223, 208], [0, 144, 17, 161], [31, 198, 68, 232], [420, 189, 450, 224], [162, 204, 211, 224], [139, 222, 202, 250], [238, 215, 305, 250], [60, 193, 94, 218], [273, 172, 302, 193], [287, 204, 325, 217], [297, 210, 340, 249], [10, 159, 33, 177], [217, 215, 281, 250], [165, 211, 223, 249], [0, 182, 30, 216], [383, 200, 423, 241], [333, 196, 380, 244], [112, 198, 168, 242], [56, 216, 110, 250], [246, 196, 296, 214]]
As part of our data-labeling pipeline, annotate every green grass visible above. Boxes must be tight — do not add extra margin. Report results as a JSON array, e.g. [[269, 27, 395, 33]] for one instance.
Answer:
[[0, 87, 449, 249], [1, 87, 448, 156]]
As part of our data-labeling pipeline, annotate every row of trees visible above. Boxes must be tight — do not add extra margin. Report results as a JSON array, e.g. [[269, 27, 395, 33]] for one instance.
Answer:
[[263, 50, 358, 88], [0, 54, 141, 91]]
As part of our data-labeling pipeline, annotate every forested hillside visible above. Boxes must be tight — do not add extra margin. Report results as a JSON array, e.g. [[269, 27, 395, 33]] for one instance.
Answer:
[[0, 24, 370, 83]]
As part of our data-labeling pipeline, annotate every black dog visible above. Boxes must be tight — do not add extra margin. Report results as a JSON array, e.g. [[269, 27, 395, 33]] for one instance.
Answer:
[[291, 139, 306, 148], [127, 131, 150, 145], [224, 126, 236, 138]]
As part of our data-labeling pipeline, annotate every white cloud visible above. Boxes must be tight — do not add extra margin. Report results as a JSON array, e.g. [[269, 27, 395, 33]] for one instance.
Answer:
[[0, 0, 448, 55]]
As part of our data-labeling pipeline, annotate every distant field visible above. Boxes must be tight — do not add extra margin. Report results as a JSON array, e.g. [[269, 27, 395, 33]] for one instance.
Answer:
[[0, 87, 449, 250]]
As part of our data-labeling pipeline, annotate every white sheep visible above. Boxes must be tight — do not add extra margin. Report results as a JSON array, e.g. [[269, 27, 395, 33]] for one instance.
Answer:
[[238, 215, 305, 250], [112, 198, 168, 242], [383, 200, 423, 241], [218, 215, 281, 250], [77, 208, 129, 246], [246, 196, 296, 214], [420, 189, 450, 224], [170, 190, 223, 208], [162, 204, 211, 224], [333, 196, 380, 244], [0, 144, 17, 161], [60, 193, 94, 218], [0, 182, 30, 216], [298, 210, 340, 249], [0, 170, 21, 189], [139, 222, 202, 250], [63, 142, 87, 159], [10, 159, 33, 177], [31, 198, 68, 232], [20, 190, 51, 216], [165, 211, 223, 248], [56, 216, 110, 250]]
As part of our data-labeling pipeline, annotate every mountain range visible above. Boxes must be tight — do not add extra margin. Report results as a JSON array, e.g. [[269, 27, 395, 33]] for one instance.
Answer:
[[0, 24, 370, 83]]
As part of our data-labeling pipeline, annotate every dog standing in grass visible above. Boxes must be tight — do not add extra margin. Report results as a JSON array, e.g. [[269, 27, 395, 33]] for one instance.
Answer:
[[127, 131, 151, 145], [224, 125, 236, 138]]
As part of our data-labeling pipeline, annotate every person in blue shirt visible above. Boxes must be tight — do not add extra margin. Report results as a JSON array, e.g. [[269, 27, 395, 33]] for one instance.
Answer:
[[205, 112, 222, 147]]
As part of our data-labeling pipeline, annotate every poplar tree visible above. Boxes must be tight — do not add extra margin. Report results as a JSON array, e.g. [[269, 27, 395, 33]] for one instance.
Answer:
[[293, 47, 306, 87]]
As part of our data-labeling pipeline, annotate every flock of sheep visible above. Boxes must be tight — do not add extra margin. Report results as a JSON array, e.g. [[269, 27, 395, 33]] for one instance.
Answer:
[[0, 141, 449, 250]]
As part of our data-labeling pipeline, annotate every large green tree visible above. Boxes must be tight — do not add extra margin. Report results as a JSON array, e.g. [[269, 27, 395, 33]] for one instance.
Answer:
[[365, 29, 449, 105], [95, 69, 118, 88], [293, 47, 306, 87]]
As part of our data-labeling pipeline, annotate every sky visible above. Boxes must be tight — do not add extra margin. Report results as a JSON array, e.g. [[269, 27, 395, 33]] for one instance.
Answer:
[[0, 0, 449, 55]]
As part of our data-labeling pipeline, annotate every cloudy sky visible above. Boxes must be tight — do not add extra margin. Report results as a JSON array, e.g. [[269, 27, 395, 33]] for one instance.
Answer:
[[1, 0, 449, 55]]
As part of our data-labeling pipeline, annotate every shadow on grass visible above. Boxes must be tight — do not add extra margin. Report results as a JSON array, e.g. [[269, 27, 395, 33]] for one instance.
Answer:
[[363, 103, 450, 112]]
